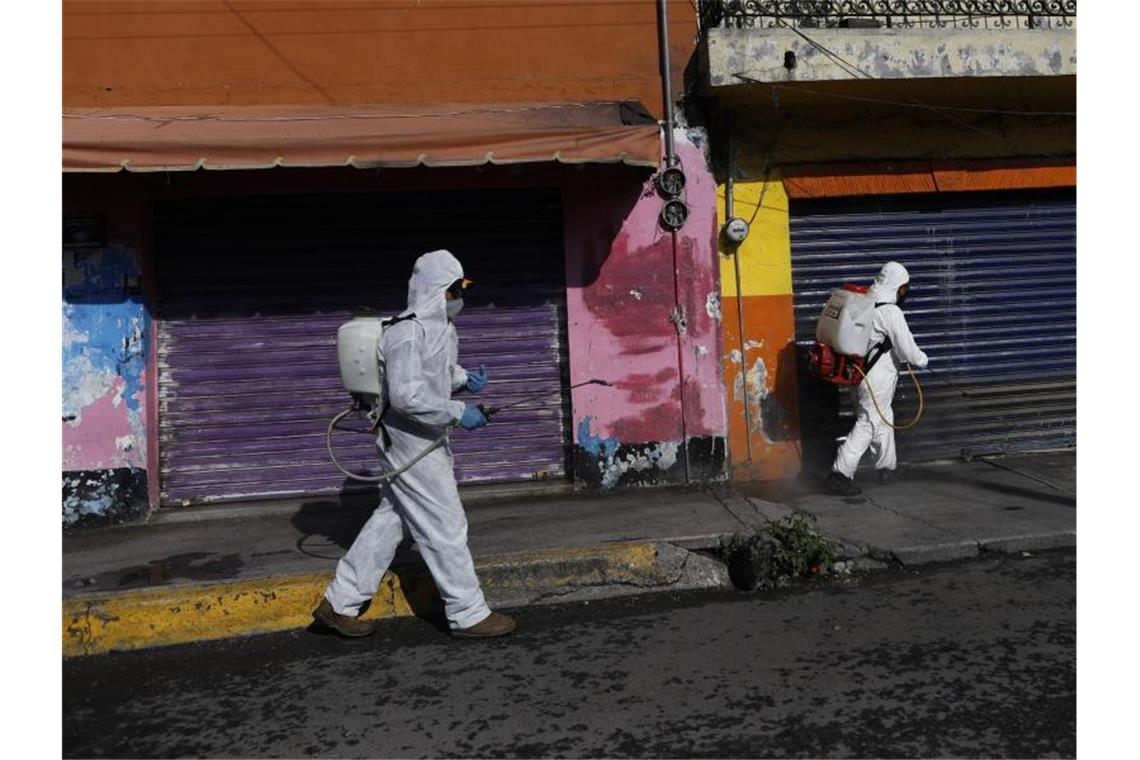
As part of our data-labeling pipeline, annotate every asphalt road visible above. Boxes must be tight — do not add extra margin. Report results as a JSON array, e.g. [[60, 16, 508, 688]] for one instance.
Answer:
[[64, 550, 1075, 758]]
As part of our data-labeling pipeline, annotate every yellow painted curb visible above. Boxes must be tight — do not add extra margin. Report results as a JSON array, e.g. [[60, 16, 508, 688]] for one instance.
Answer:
[[62, 541, 660, 657]]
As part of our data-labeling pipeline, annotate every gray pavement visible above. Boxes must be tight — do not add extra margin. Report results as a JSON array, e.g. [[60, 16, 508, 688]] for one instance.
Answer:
[[740, 450, 1075, 566], [63, 549, 1077, 758], [63, 451, 1076, 601]]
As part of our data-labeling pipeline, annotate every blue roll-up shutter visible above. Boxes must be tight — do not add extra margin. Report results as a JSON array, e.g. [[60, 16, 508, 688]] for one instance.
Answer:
[[789, 188, 1075, 466]]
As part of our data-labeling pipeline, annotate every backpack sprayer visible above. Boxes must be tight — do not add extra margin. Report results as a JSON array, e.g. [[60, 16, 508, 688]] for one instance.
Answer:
[[808, 284, 925, 431], [326, 310, 610, 483]]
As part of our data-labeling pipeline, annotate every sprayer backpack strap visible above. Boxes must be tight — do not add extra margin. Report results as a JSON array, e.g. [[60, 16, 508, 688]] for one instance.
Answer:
[[862, 303, 894, 374], [375, 313, 417, 448], [381, 312, 417, 329]]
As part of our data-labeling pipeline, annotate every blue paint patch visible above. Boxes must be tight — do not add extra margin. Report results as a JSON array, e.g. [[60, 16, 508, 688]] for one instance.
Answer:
[[577, 416, 619, 460], [64, 244, 140, 301], [62, 245, 149, 419]]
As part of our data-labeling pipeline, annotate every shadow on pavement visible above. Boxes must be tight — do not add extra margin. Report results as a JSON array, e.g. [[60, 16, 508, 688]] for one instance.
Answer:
[[290, 480, 451, 635]]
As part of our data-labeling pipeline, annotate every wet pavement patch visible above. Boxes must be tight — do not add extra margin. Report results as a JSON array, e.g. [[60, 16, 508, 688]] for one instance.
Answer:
[[64, 552, 245, 592]]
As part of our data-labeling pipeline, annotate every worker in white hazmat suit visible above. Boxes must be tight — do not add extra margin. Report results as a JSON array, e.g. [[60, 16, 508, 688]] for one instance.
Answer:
[[825, 261, 929, 497], [313, 249, 517, 638]]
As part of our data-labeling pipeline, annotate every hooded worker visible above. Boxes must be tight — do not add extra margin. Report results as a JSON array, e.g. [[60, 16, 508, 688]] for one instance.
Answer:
[[314, 249, 516, 638], [826, 261, 929, 496]]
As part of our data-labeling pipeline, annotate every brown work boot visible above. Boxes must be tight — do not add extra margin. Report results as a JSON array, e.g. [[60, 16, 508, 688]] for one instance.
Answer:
[[452, 611, 517, 639], [312, 598, 378, 638]]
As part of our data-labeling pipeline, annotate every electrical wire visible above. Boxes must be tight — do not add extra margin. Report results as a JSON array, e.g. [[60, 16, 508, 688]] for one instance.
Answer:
[[734, 19, 1073, 137], [972, 455, 1075, 499], [737, 23, 1009, 143], [778, 20, 875, 80]]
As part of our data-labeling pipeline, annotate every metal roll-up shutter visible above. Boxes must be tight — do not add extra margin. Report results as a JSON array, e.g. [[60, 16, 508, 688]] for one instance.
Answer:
[[790, 188, 1075, 467], [154, 188, 570, 506]]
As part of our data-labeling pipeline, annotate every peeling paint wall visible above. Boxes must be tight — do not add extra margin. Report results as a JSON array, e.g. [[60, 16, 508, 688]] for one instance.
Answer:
[[714, 71, 1074, 483], [63, 216, 151, 528], [63, 150, 729, 504], [565, 129, 727, 489], [719, 171, 802, 482], [706, 27, 1076, 86]]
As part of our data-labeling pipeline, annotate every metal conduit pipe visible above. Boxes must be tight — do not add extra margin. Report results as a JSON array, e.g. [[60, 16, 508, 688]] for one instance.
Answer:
[[658, 0, 677, 167], [659, 0, 690, 483], [725, 117, 755, 463]]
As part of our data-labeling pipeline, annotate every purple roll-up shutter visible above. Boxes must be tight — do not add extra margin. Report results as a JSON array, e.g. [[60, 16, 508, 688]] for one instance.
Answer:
[[154, 188, 569, 506]]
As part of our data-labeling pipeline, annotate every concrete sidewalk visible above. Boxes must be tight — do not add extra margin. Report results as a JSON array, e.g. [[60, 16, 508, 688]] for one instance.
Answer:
[[62, 451, 1075, 656], [739, 450, 1076, 566]]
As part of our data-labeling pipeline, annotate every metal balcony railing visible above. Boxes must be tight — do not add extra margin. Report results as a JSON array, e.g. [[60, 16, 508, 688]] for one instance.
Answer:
[[700, 1, 1076, 31]]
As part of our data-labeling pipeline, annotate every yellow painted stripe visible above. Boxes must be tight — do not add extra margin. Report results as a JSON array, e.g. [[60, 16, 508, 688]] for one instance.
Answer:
[[62, 542, 661, 657], [718, 172, 793, 298]]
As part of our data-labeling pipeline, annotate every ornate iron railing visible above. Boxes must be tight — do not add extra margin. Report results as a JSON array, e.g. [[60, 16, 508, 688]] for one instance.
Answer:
[[700, 1, 1076, 31]]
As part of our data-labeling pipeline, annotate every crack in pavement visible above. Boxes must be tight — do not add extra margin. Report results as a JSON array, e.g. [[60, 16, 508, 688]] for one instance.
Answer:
[[861, 491, 958, 536], [706, 487, 753, 530], [527, 549, 696, 605]]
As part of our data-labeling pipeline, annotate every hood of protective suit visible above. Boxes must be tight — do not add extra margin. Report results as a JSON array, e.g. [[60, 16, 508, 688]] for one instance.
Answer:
[[870, 261, 910, 305], [402, 249, 464, 352]]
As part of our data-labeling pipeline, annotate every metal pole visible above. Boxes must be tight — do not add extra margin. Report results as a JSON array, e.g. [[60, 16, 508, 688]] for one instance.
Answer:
[[658, 0, 689, 483], [658, 0, 677, 166], [726, 117, 754, 463]]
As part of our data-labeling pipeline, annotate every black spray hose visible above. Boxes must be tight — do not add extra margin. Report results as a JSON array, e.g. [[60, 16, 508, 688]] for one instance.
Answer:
[[964, 452, 1076, 500], [477, 378, 611, 419], [327, 378, 612, 484]]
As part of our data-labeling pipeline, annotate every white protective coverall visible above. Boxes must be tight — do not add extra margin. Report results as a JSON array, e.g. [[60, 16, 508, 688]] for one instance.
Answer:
[[832, 262, 929, 478], [325, 249, 491, 630]]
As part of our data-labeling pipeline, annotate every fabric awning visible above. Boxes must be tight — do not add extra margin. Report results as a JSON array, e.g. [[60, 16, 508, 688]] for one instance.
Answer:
[[63, 101, 661, 172]]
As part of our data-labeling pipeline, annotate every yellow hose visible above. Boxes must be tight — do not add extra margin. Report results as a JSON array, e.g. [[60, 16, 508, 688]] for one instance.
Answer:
[[853, 362, 925, 431]]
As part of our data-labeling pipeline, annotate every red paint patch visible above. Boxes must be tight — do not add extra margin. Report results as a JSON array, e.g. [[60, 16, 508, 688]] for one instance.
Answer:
[[609, 400, 683, 442], [613, 367, 678, 404], [682, 374, 715, 437], [581, 229, 677, 354]]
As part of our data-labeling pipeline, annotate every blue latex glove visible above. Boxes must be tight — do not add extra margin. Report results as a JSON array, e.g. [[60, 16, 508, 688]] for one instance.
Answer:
[[466, 364, 488, 394], [458, 404, 487, 430]]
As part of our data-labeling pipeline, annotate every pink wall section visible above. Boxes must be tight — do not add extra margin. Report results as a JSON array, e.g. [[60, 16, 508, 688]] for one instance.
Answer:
[[62, 377, 144, 472], [64, 149, 727, 513], [564, 131, 725, 449]]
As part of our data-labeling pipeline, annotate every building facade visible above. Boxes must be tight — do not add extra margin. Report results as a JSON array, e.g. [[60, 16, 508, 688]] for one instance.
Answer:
[[62, 0, 1079, 527], [696, 0, 1077, 479], [62, 1, 728, 526]]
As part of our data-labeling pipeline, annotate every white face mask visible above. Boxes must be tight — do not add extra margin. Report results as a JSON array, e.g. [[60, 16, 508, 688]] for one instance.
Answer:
[[446, 298, 464, 320]]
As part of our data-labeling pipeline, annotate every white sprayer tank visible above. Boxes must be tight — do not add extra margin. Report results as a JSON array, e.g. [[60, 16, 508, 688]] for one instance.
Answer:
[[337, 316, 384, 399], [815, 287, 875, 356]]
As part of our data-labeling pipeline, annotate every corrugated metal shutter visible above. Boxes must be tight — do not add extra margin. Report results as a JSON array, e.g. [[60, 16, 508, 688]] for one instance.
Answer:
[[789, 188, 1075, 466], [154, 188, 569, 506]]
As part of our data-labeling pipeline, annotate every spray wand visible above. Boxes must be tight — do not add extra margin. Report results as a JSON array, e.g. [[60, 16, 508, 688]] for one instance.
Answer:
[[328, 378, 612, 483], [477, 378, 611, 420]]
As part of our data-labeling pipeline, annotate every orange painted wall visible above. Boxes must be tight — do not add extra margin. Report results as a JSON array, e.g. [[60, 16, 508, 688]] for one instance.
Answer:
[[718, 172, 802, 482], [63, 0, 697, 117], [782, 158, 1077, 198], [721, 293, 800, 482]]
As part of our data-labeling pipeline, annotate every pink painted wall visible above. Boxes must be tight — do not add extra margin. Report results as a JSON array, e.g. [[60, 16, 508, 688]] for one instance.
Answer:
[[62, 202, 151, 475], [61, 198, 155, 526], [64, 151, 727, 506], [564, 130, 726, 454]]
